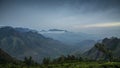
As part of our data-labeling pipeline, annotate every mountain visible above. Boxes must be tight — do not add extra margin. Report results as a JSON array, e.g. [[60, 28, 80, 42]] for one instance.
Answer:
[[15, 27, 37, 33], [40, 30, 98, 45], [40, 29, 98, 54], [83, 37, 120, 60], [0, 48, 15, 63], [71, 40, 96, 55], [0, 26, 70, 62]]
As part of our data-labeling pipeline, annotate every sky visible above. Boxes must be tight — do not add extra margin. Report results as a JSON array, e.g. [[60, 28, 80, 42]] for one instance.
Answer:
[[0, 0, 120, 35]]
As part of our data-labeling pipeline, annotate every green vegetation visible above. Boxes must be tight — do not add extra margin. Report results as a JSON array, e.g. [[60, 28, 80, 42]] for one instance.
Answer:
[[41, 62, 120, 68], [0, 61, 120, 68], [1, 53, 120, 68]]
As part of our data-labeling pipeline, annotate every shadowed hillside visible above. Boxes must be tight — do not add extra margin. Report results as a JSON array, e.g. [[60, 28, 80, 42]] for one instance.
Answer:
[[0, 48, 15, 63]]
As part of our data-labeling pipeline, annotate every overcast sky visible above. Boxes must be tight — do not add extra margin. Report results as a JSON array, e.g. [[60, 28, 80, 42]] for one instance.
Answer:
[[0, 0, 120, 35]]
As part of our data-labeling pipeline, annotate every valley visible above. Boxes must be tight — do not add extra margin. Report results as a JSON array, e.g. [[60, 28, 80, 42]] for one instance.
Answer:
[[0, 26, 120, 68]]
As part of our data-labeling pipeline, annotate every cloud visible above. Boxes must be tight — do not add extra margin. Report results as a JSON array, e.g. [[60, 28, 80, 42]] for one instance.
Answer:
[[0, 0, 120, 35]]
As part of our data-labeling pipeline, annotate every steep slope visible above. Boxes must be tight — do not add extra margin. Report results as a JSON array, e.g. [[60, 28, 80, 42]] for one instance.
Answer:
[[83, 37, 120, 60], [0, 26, 70, 62], [0, 48, 15, 63]]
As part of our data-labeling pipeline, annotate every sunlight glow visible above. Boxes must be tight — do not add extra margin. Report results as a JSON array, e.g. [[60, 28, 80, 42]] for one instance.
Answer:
[[83, 22, 120, 28]]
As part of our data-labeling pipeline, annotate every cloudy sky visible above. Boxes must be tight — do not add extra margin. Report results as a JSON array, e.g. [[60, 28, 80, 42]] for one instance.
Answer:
[[0, 0, 120, 35]]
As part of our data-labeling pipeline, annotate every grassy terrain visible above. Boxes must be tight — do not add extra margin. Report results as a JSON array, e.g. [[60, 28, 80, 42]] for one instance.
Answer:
[[0, 62, 120, 68], [42, 62, 120, 68]]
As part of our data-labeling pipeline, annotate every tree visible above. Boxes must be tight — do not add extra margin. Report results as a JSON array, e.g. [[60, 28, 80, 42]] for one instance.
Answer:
[[57, 55, 66, 63], [24, 56, 33, 68], [42, 57, 50, 65], [78, 57, 83, 61]]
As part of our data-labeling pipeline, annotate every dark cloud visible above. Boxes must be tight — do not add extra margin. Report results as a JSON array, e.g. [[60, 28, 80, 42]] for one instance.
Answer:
[[0, 0, 120, 35], [0, 0, 120, 12]]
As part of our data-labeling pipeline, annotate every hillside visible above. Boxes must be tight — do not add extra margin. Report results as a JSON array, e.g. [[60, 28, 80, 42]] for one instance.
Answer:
[[83, 37, 120, 60], [0, 26, 70, 62], [0, 48, 15, 63]]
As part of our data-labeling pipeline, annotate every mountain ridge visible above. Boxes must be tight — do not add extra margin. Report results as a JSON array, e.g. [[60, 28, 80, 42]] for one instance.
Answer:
[[83, 37, 120, 60], [0, 26, 70, 62]]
